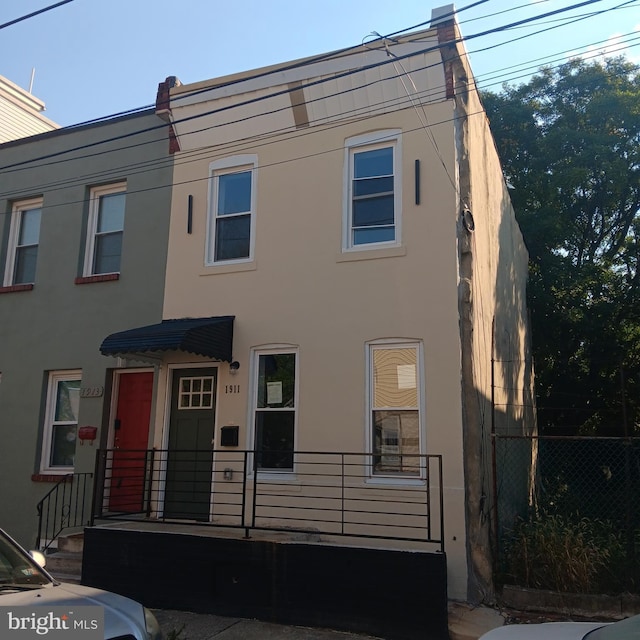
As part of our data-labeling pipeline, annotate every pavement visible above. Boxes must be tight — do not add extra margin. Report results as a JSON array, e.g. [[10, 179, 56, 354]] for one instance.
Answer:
[[153, 602, 507, 640], [153, 609, 385, 640]]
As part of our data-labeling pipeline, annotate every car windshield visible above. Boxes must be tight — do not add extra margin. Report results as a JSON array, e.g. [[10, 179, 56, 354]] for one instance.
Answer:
[[0, 531, 50, 588], [584, 615, 640, 640]]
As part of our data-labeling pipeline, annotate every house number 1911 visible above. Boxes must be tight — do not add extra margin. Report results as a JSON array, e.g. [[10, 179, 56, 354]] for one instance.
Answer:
[[225, 385, 240, 394]]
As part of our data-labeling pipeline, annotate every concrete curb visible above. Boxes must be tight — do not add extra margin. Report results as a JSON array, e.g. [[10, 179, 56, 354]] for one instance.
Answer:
[[500, 586, 640, 620]]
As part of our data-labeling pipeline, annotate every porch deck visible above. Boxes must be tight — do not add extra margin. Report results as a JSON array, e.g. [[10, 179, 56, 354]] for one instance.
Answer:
[[78, 449, 450, 639], [92, 448, 445, 552]]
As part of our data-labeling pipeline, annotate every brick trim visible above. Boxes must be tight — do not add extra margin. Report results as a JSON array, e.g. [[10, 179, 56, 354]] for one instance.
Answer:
[[0, 283, 34, 294], [31, 473, 72, 483], [75, 273, 119, 285], [436, 21, 457, 100]]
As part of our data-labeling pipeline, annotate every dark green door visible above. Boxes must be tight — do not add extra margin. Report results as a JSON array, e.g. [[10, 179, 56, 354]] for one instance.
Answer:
[[164, 368, 217, 521]]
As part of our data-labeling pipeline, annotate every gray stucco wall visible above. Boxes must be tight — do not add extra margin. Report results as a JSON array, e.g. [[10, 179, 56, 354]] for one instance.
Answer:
[[0, 111, 172, 547]]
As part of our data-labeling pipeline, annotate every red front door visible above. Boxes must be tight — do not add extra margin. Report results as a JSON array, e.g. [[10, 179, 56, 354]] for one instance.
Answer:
[[109, 371, 153, 512]]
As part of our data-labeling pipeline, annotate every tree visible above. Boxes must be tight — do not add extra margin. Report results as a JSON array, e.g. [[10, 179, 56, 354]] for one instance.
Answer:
[[483, 57, 640, 435]]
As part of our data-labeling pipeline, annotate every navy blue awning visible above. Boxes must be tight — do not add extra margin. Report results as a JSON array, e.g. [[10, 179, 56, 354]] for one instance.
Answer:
[[100, 316, 234, 361]]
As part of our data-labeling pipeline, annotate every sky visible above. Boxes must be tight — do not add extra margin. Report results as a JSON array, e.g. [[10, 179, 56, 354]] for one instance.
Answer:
[[1, 0, 639, 127]]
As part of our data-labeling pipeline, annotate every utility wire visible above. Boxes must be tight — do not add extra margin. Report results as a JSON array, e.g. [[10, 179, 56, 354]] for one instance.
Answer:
[[1, 21, 638, 206], [42, 0, 538, 133], [1, 0, 640, 205], [0, 0, 74, 31], [7, 30, 640, 212], [0, 0, 618, 173], [1, 24, 638, 204]]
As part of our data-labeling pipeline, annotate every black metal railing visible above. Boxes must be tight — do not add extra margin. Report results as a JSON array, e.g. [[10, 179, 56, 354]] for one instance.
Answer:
[[35, 472, 93, 551], [92, 449, 444, 550]]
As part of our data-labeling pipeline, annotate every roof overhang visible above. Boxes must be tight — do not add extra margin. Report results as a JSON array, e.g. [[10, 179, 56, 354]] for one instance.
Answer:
[[100, 316, 234, 362]]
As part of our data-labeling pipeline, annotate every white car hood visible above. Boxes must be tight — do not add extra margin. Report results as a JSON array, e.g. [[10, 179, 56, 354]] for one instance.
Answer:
[[2, 582, 148, 640], [480, 621, 610, 640]]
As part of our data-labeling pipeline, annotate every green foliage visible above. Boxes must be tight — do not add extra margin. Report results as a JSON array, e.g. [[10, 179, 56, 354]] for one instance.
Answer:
[[503, 513, 625, 594], [482, 57, 640, 435]]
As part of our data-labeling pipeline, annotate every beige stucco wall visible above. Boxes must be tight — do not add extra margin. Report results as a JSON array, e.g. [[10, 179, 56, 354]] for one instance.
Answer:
[[161, 59, 471, 596], [155, 27, 532, 602]]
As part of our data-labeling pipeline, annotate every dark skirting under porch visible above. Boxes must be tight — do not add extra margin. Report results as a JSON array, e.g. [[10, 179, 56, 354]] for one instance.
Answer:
[[82, 528, 449, 640]]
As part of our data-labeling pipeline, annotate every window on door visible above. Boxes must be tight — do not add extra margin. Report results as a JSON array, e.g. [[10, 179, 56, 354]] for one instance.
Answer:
[[369, 343, 422, 477], [40, 370, 82, 473], [253, 350, 297, 471], [3, 198, 42, 286]]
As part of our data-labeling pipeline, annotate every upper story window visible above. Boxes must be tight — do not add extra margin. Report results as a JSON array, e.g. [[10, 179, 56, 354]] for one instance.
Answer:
[[84, 182, 126, 276], [3, 198, 42, 286], [207, 155, 257, 265], [343, 131, 402, 251], [40, 370, 82, 473]]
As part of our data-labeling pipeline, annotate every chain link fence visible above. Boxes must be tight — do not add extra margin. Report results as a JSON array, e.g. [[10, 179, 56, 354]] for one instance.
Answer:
[[494, 435, 640, 594]]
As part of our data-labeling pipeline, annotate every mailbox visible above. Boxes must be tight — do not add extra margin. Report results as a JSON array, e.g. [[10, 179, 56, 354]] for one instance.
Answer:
[[220, 425, 239, 447], [78, 425, 98, 445]]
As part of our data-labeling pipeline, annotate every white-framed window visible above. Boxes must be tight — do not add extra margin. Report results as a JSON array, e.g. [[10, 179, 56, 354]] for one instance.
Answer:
[[207, 155, 257, 265], [343, 130, 402, 251], [40, 370, 82, 473], [367, 342, 423, 477], [84, 182, 126, 276], [251, 347, 298, 471], [3, 198, 42, 286]]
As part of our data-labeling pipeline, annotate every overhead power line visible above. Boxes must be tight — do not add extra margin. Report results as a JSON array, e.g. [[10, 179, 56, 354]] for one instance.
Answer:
[[0, 0, 638, 197], [0, 0, 74, 31], [2, 27, 636, 202], [1, 15, 638, 206], [3, 33, 638, 209], [0, 0, 620, 175]]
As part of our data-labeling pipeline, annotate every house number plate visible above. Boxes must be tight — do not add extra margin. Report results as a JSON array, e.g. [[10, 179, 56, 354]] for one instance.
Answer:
[[225, 385, 240, 394], [80, 386, 104, 398]]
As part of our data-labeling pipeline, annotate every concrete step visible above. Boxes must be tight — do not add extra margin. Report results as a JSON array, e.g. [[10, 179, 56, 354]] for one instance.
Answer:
[[44, 551, 82, 579], [48, 571, 82, 585], [44, 533, 84, 583], [57, 532, 84, 554]]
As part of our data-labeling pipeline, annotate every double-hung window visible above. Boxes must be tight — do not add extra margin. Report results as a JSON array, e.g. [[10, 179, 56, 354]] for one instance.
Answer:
[[253, 349, 297, 471], [84, 183, 126, 275], [344, 131, 401, 250], [368, 342, 423, 477], [207, 155, 257, 264], [41, 370, 82, 473], [4, 198, 42, 286]]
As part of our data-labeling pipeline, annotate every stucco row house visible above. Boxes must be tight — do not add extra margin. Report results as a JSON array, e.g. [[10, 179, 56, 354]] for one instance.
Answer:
[[0, 7, 535, 639]]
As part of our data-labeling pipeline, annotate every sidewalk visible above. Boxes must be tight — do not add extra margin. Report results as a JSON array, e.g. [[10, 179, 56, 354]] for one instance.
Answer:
[[153, 609, 385, 640], [154, 603, 506, 640]]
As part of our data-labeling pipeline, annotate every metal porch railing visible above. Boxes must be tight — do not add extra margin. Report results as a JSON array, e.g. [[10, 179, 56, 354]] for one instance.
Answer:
[[91, 449, 444, 550], [35, 472, 93, 551]]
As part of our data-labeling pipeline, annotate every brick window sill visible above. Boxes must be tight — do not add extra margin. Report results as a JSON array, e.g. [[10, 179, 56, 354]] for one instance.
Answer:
[[31, 473, 72, 483], [75, 273, 119, 285], [0, 283, 34, 294]]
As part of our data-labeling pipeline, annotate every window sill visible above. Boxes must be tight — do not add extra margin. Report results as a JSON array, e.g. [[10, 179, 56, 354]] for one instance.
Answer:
[[337, 245, 406, 262], [75, 273, 120, 285], [32, 473, 73, 483], [0, 283, 34, 294], [200, 261, 257, 276]]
